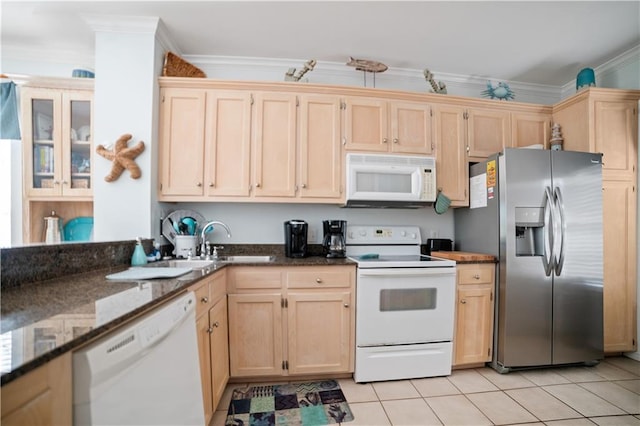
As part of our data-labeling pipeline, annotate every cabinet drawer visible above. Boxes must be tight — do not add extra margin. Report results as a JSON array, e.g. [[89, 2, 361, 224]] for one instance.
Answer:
[[287, 266, 354, 289], [210, 270, 227, 304], [457, 264, 494, 285], [191, 279, 212, 318], [228, 267, 284, 290]]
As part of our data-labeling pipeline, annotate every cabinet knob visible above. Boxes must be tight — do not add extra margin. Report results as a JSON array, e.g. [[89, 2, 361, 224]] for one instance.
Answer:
[[54, 180, 60, 185], [207, 327, 213, 334], [315, 278, 323, 284], [196, 182, 202, 187], [383, 138, 388, 143], [344, 303, 350, 308], [213, 321, 220, 328], [62, 180, 69, 185], [473, 274, 480, 279], [256, 183, 261, 188], [301, 183, 306, 188], [201, 297, 208, 303], [460, 299, 467, 304], [393, 138, 399, 144], [209, 182, 215, 187]]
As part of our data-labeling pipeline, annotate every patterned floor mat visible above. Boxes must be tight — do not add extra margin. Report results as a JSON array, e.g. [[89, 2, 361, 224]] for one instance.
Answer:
[[225, 379, 354, 425]]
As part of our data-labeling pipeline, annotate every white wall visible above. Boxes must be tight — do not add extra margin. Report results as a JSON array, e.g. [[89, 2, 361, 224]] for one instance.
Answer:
[[171, 202, 454, 245]]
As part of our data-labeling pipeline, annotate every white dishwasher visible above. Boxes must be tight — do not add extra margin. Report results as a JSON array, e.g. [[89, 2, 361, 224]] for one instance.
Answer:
[[73, 292, 205, 425]]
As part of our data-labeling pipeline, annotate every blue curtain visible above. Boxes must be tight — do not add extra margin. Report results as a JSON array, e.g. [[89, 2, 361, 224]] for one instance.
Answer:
[[0, 80, 21, 140]]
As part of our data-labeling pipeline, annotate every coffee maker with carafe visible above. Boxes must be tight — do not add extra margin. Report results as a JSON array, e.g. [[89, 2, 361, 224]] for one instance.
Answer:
[[322, 220, 347, 258], [284, 220, 308, 258]]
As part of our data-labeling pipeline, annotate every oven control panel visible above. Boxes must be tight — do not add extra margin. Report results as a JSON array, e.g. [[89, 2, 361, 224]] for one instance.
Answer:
[[346, 225, 422, 245]]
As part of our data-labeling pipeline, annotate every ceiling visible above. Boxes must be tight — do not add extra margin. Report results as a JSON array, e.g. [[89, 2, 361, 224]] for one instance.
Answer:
[[2, 1, 639, 87]]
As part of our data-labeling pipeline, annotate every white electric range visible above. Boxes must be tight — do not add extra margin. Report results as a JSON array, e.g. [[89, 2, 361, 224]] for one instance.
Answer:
[[346, 225, 456, 383]]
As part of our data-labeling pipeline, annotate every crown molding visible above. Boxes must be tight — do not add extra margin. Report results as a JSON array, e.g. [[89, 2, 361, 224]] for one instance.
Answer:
[[1, 45, 94, 68], [81, 15, 180, 53], [560, 44, 640, 98], [185, 54, 562, 103]]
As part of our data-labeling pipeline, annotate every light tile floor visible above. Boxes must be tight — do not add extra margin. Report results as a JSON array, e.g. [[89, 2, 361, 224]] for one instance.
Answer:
[[212, 356, 640, 426]]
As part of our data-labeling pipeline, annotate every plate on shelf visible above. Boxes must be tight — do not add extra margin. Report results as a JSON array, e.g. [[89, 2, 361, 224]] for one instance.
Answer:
[[64, 217, 94, 241], [162, 209, 206, 245]]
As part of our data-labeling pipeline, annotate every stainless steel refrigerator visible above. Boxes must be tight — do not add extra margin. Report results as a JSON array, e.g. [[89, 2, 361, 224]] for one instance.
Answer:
[[455, 148, 603, 373]]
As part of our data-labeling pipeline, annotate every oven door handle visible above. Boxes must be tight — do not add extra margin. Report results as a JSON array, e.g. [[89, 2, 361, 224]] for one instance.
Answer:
[[358, 268, 456, 277]]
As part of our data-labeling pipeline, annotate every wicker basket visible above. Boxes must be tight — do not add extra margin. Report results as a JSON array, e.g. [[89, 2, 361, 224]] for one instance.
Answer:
[[162, 52, 206, 78]]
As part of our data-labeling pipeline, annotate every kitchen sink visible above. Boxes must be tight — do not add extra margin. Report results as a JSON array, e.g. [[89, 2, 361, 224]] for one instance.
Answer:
[[216, 255, 275, 263], [167, 259, 216, 269]]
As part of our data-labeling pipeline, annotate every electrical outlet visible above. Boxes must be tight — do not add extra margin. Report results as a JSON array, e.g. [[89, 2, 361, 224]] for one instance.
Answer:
[[430, 229, 439, 238], [308, 228, 316, 243]]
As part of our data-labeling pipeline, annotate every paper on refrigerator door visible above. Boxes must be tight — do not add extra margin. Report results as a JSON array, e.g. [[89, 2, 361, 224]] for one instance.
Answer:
[[470, 173, 487, 209]]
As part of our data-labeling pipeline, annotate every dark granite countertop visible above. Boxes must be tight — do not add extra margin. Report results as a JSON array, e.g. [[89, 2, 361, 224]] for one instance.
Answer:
[[0, 243, 355, 386]]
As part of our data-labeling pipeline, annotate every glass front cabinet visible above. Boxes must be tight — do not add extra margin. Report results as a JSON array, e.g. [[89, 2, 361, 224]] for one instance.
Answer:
[[22, 85, 93, 199]]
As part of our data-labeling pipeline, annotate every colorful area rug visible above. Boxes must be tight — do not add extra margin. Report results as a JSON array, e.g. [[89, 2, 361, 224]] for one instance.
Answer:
[[225, 379, 354, 425]]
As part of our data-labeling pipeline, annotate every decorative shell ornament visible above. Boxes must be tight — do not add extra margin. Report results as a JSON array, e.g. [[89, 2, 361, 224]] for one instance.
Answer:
[[481, 81, 515, 101], [96, 133, 145, 182]]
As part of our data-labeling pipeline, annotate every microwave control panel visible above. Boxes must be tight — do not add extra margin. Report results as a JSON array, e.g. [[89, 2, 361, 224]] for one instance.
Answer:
[[422, 167, 436, 201]]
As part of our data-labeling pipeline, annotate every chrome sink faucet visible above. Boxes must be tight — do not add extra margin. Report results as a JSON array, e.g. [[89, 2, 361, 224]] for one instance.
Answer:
[[200, 221, 232, 260]]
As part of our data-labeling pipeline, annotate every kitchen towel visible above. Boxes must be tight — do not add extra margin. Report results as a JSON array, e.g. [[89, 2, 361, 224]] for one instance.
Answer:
[[0, 79, 21, 140]]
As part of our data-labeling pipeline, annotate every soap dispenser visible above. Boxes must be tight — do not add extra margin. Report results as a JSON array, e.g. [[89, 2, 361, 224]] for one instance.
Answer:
[[131, 237, 148, 266]]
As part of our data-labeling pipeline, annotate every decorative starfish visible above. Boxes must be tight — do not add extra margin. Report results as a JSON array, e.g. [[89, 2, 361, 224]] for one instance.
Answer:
[[96, 133, 145, 182]]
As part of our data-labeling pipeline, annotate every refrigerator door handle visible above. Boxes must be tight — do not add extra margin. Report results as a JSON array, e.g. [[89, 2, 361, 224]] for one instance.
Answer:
[[553, 186, 566, 276], [542, 186, 554, 276]]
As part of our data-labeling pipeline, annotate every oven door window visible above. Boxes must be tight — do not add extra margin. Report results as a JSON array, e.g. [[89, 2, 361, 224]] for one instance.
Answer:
[[380, 288, 437, 311]]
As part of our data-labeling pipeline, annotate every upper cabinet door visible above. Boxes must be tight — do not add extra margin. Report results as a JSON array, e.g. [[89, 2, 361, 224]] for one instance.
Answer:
[[298, 94, 343, 200], [467, 108, 511, 159], [433, 104, 468, 206], [343, 97, 388, 152], [204, 90, 252, 197], [22, 88, 93, 199], [252, 92, 297, 198], [390, 101, 432, 155], [159, 88, 206, 196], [511, 111, 551, 149], [594, 100, 638, 180]]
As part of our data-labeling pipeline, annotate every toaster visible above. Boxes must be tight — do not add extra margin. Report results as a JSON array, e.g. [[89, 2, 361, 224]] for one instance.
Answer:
[[422, 238, 453, 255]]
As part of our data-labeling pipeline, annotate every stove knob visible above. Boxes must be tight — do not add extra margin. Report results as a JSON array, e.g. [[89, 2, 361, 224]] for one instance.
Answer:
[[359, 230, 367, 237], [401, 231, 407, 237], [411, 233, 417, 239]]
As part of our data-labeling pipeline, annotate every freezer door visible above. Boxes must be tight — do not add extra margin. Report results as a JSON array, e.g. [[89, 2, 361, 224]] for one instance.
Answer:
[[499, 149, 554, 368], [550, 150, 603, 364]]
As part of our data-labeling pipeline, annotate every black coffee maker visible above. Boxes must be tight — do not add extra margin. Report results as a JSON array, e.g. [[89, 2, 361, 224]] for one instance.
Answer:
[[322, 220, 347, 258], [284, 220, 308, 258]]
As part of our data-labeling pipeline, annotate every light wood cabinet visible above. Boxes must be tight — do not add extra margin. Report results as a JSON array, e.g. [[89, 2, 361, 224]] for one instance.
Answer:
[[22, 85, 93, 199], [159, 85, 344, 203], [252, 92, 298, 198], [343, 97, 432, 155], [466, 108, 510, 160], [298, 94, 343, 200], [159, 88, 206, 196], [227, 265, 355, 378], [453, 263, 495, 367], [433, 104, 468, 206], [21, 79, 94, 244], [602, 180, 637, 352], [1, 353, 72, 425], [553, 88, 639, 353], [510, 111, 552, 148], [190, 270, 229, 424]]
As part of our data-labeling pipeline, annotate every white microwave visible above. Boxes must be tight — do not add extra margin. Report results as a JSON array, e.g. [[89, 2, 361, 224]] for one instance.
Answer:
[[345, 153, 437, 207]]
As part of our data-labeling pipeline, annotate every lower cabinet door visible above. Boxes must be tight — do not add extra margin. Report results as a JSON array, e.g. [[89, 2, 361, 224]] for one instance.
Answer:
[[286, 292, 352, 375], [210, 299, 229, 411], [195, 313, 213, 422], [228, 293, 283, 377], [454, 286, 494, 365]]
